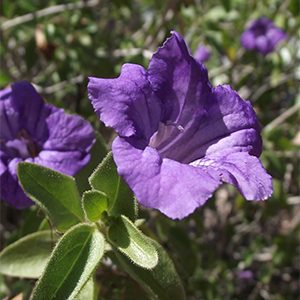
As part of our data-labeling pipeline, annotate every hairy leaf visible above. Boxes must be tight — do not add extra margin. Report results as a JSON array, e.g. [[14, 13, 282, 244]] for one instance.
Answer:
[[82, 190, 108, 222], [31, 224, 104, 300], [18, 162, 84, 232], [115, 239, 186, 300], [108, 215, 158, 269], [0, 231, 55, 278]]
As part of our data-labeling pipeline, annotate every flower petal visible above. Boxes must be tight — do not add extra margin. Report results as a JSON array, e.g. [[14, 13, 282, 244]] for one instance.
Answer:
[[256, 36, 270, 55], [240, 31, 256, 50], [204, 85, 262, 157], [112, 137, 221, 219], [0, 87, 20, 140], [43, 109, 95, 153], [10, 82, 48, 139], [267, 28, 286, 48], [88, 64, 161, 141], [201, 152, 273, 200], [34, 150, 91, 176], [148, 31, 211, 123], [0, 158, 33, 208]]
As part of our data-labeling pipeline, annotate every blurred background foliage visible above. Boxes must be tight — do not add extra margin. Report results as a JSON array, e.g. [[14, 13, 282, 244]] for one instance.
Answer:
[[0, 0, 299, 299]]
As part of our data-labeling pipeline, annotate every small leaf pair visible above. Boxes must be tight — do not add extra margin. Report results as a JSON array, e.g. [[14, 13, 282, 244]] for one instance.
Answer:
[[81, 151, 136, 224], [88, 152, 137, 221]]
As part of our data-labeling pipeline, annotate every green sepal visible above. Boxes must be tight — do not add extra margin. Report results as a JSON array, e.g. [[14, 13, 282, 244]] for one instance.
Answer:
[[0, 230, 55, 279], [31, 223, 105, 300], [108, 215, 158, 269], [18, 162, 84, 232], [82, 190, 108, 222], [89, 152, 137, 220]]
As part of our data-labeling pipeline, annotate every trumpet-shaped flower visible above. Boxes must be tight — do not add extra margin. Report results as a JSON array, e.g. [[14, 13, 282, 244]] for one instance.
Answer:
[[0, 81, 95, 208], [241, 17, 286, 55], [88, 31, 272, 219]]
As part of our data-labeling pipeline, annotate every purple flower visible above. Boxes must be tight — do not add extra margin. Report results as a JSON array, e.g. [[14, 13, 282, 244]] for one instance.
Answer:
[[0, 81, 95, 208], [194, 45, 211, 63], [236, 270, 254, 281], [88, 31, 272, 219], [241, 17, 286, 55]]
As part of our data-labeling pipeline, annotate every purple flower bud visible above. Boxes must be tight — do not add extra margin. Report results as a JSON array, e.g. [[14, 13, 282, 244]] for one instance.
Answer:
[[194, 45, 211, 63]]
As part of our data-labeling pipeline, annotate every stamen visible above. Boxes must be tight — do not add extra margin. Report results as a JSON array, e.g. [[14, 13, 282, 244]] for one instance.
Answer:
[[16, 130, 40, 158], [149, 121, 185, 151], [165, 121, 185, 132], [177, 125, 184, 132]]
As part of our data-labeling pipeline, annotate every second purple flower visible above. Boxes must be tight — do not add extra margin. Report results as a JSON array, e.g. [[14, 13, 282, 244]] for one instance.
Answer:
[[0, 82, 95, 208], [241, 17, 286, 55]]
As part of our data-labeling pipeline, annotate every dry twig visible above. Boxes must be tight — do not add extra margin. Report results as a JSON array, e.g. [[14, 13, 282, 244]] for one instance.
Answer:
[[1, 0, 100, 31]]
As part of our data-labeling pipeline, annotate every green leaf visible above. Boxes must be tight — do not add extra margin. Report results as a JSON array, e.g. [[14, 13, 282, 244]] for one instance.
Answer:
[[221, 0, 231, 11], [89, 152, 117, 200], [288, 0, 300, 16], [74, 277, 97, 300], [19, 206, 45, 237], [89, 152, 137, 220], [108, 215, 158, 269], [0, 231, 55, 279], [31, 224, 105, 300], [82, 190, 108, 222], [18, 162, 84, 232], [115, 239, 186, 300], [0, 71, 10, 87], [0, 275, 9, 299]]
